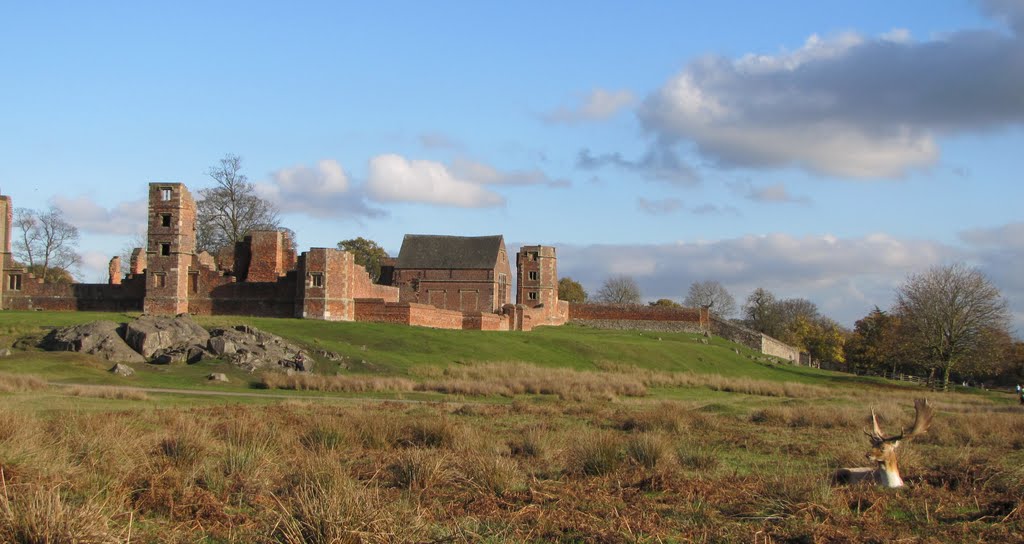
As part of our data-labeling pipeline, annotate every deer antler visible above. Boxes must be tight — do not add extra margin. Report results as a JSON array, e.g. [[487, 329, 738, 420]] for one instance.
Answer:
[[895, 398, 933, 441], [866, 409, 886, 443]]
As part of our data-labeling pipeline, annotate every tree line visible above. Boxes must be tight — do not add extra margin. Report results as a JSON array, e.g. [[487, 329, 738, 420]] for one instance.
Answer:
[[559, 266, 1019, 388]]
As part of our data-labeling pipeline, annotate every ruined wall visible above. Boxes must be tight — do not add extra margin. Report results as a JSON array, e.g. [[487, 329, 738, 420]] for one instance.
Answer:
[[2, 271, 145, 312], [709, 317, 802, 362], [297, 248, 399, 321], [186, 257, 298, 318], [246, 231, 295, 282], [568, 304, 706, 332], [354, 298, 467, 329]]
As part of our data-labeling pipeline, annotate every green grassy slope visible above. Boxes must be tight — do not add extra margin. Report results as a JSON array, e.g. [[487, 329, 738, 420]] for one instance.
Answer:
[[0, 310, 863, 390]]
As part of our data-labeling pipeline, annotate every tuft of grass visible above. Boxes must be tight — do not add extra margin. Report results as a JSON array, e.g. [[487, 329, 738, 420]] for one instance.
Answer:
[[386, 449, 452, 491], [0, 480, 115, 544], [397, 417, 461, 449], [566, 431, 623, 476], [625, 432, 671, 470], [0, 372, 47, 393], [65, 385, 150, 401]]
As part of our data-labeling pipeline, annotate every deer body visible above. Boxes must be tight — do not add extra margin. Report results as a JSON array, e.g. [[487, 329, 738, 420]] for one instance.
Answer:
[[834, 398, 933, 489]]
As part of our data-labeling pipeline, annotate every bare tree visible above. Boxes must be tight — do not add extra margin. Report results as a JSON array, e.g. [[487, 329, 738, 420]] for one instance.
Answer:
[[196, 154, 281, 253], [595, 275, 642, 305], [896, 263, 1011, 388], [742, 287, 779, 336], [12, 207, 82, 283], [683, 280, 736, 318]]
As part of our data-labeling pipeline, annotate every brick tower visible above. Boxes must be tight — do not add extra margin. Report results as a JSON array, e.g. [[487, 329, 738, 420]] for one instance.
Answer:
[[143, 183, 196, 314], [516, 245, 558, 308], [0, 194, 11, 309]]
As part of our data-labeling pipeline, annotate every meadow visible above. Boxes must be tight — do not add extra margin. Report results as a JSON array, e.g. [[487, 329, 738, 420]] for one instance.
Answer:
[[0, 311, 1021, 542]]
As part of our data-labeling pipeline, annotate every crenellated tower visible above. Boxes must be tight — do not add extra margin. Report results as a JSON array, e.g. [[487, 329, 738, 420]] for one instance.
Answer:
[[516, 245, 558, 308], [143, 183, 196, 314]]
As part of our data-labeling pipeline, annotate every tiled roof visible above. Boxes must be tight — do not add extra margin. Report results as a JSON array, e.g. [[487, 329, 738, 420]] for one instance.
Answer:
[[395, 234, 504, 269]]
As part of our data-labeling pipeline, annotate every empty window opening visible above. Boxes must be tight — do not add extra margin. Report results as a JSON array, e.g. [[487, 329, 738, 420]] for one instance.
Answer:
[[528, 291, 538, 300], [154, 273, 166, 288], [189, 272, 199, 293], [310, 273, 324, 287], [161, 214, 172, 227], [528, 271, 539, 281], [160, 187, 172, 201], [160, 243, 171, 256], [8, 274, 22, 291]]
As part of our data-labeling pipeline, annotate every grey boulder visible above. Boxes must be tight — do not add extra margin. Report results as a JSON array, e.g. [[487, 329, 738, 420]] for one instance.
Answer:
[[43, 321, 145, 363], [125, 314, 210, 358]]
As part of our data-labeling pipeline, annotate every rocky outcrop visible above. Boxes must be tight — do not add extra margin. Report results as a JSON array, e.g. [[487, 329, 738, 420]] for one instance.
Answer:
[[207, 325, 311, 372], [40, 315, 311, 373], [42, 321, 145, 363], [124, 314, 210, 359], [208, 373, 228, 382]]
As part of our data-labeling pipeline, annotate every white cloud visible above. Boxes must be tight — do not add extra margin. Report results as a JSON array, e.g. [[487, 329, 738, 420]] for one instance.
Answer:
[[50, 195, 146, 236], [449, 158, 570, 188], [555, 233, 958, 324], [637, 197, 683, 215], [639, 19, 1024, 178], [728, 180, 811, 204], [365, 154, 505, 208], [259, 160, 385, 219], [543, 88, 635, 123]]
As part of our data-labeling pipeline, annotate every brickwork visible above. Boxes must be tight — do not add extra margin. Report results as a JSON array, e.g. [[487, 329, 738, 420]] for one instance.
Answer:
[[0, 195, 10, 310], [246, 231, 293, 282], [516, 246, 558, 309], [389, 235, 511, 313], [143, 183, 196, 315], [2, 271, 144, 312], [130, 248, 146, 275], [108, 257, 121, 285]]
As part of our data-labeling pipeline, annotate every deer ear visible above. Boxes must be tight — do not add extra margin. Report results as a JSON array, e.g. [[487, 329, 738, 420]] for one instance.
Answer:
[[892, 440, 901, 449]]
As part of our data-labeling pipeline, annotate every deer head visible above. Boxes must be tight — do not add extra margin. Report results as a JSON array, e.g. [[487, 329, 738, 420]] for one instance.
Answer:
[[864, 399, 933, 486]]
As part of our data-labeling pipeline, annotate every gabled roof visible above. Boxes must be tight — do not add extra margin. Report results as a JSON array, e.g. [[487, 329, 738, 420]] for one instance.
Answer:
[[395, 234, 504, 270]]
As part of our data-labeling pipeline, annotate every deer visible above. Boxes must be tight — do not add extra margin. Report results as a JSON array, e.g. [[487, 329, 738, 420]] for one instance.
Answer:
[[833, 398, 934, 488]]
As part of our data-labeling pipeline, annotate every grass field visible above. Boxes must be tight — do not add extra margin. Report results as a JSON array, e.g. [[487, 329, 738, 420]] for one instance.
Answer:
[[0, 310, 1021, 542]]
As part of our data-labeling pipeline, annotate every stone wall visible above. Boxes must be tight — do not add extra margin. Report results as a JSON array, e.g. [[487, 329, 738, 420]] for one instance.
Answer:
[[762, 334, 800, 363], [568, 303, 706, 332], [709, 317, 802, 362]]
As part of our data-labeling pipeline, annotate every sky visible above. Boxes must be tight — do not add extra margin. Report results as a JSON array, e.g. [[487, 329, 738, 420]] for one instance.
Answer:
[[2, 1, 1023, 334]]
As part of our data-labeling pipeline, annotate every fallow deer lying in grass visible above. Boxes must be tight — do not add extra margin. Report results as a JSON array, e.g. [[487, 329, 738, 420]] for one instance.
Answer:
[[833, 398, 934, 488]]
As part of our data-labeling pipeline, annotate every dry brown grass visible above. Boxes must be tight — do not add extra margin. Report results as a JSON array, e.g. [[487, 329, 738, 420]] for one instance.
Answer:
[[64, 385, 150, 401], [0, 372, 47, 393], [0, 392, 1019, 542]]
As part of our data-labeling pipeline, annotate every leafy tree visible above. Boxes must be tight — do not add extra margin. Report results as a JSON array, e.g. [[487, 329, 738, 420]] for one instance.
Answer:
[[649, 298, 681, 308], [683, 280, 736, 318], [12, 207, 81, 283], [595, 275, 642, 305], [895, 263, 1011, 388], [196, 154, 281, 253], [845, 307, 905, 375], [338, 237, 389, 281], [558, 277, 587, 303], [802, 317, 847, 366]]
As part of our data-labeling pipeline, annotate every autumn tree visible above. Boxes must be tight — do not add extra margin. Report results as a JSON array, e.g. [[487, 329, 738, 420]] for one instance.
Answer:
[[595, 275, 642, 305], [683, 280, 736, 318], [338, 237, 389, 281], [649, 298, 681, 308], [12, 207, 81, 283], [844, 307, 906, 375], [895, 263, 1011, 388], [196, 154, 281, 254], [557, 277, 587, 303]]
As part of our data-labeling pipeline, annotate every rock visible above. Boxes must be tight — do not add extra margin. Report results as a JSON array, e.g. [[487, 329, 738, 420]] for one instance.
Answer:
[[124, 314, 210, 358], [0, 348, 11, 357], [208, 373, 228, 382], [42, 321, 145, 363], [315, 349, 341, 361], [208, 325, 311, 372], [109, 363, 135, 377]]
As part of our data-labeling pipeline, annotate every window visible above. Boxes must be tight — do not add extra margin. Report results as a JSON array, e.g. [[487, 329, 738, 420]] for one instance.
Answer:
[[7, 274, 22, 291], [310, 273, 323, 287], [189, 272, 199, 293], [161, 214, 172, 227], [528, 291, 538, 300], [160, 187, 173, 201], [160, 243, 171, 256], [528, 271, 539, 281], [154, 273, 166, 288]]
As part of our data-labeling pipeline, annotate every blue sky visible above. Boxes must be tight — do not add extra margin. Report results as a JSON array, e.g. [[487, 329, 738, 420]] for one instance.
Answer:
[[3, 1, 1023, 333]]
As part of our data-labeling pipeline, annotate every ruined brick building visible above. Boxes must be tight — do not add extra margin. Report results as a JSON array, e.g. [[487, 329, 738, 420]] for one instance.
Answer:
[[0, 183, 568, 331]]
